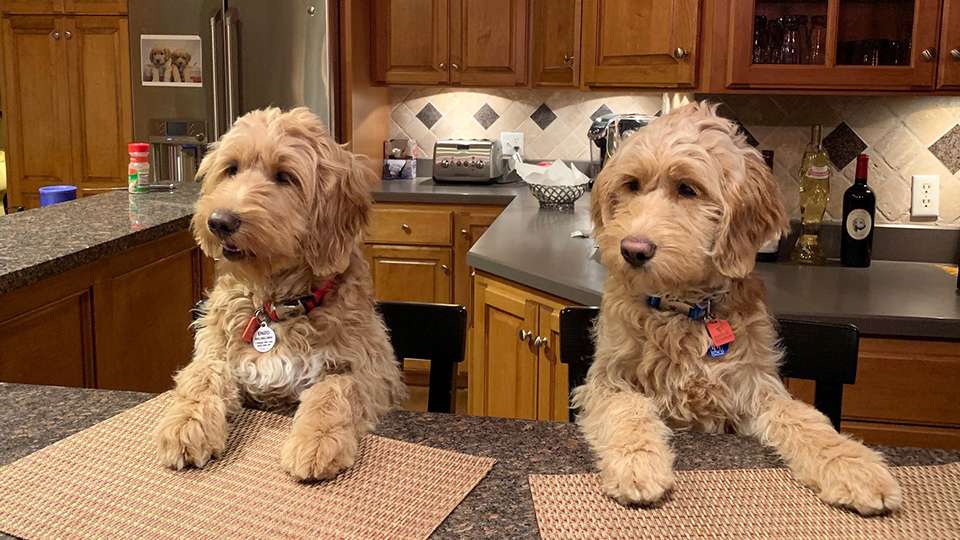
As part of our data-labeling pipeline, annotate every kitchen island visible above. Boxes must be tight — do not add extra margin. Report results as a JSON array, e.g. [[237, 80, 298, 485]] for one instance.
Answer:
[[1, 382, 958, 540]]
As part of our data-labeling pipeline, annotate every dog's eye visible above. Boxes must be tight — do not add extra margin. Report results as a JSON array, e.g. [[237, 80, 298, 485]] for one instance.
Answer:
[[678, 182, 697, 199], [275, 171, 295, 185], [226, 164, 238, 176], [626, 178, 640, 192]]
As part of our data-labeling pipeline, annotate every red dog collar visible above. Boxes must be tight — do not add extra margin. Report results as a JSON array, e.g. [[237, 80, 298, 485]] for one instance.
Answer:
[[263, 278, 335, 322]]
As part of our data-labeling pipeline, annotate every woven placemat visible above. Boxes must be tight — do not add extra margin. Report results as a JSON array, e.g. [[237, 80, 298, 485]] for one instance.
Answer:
[[0, 393, 495, 540], [530, 463, 960, 540]]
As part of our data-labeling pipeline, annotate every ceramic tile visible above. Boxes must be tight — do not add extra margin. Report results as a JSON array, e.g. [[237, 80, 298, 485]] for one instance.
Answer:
[[530, 103, 558, 130], [430, 117, 457, 140], [390, 103, 416, 131], [735, 121, 760, 147], [927, 124, 960, 173], [826, 165, 853, 221], [845, 101, 898, 146], [527, 132, 557, 160], [542, 117, 572, 146], [902, 103, 958, 146], [415, 103, 442, 129], [941, 174, 960, 223], [874, 123, 922, 171], [473, 103, 500, 130], [876, 176, 911, 222], [634, 94, 663, 115], [444, 102, 474, 131], [590, 104, 613, 121], [418, 131, 439, 158], [456, 91, 488, 114], [822, 122, 867, 170]]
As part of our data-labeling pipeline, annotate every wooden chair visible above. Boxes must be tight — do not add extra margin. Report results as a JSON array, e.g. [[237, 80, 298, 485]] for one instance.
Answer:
[[192, 300, 467, 414], [558, 306, 859, 430]]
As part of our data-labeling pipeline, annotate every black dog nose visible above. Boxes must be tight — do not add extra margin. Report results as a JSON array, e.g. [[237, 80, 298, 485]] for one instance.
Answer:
[[620, 236, 657, 267], [208, 209, 241, 239]]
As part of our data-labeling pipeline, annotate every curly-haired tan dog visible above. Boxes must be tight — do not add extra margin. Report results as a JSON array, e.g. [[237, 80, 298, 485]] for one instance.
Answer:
[[573, 102, 901, 516], [156, 107, 406, 481]]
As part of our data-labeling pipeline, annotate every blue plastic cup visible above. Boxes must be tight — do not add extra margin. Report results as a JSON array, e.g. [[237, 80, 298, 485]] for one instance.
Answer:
[[39, 185, 77, 207]]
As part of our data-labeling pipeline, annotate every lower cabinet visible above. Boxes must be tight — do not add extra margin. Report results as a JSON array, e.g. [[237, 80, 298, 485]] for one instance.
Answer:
[[469, 271, 571, 421], [0, 230, 214, 393], [363, 244, 453, 303]]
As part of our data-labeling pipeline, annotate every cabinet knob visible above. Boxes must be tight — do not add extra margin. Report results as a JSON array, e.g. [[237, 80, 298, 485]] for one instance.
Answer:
[[441, 264, 449, 273], [563, 54, 574, 64], [451, 63, 460, 71], [64, 31, 72, 39], [401, 223, 410, 232], [533, 336, 545, 348], [673, 47, 688, 59], [439, 62, 446, 70], [460, 229, 468, 238], [53, 32, 61, 39], [922, 47, 937, 62], [307, 5, 316, 15], [951, 48, 960, 62], [518, 330, 531, 342]]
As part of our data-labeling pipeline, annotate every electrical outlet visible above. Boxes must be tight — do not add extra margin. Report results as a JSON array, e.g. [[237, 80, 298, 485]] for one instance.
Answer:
[[500, 132, 524, 157], [911, 174, 940, 218]]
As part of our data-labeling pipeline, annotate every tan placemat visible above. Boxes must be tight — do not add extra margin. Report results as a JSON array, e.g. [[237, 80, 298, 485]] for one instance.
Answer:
[[530, 463, 960, 540], [0, 393, 495, 540]]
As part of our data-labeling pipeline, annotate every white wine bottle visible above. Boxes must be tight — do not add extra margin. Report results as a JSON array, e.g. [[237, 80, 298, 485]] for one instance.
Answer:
[[791, 125, 830, 265]]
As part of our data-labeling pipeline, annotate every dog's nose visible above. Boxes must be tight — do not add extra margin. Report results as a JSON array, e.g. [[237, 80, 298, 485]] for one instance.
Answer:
[[208, 209, 241, 239], [620, 236, 657, 267]]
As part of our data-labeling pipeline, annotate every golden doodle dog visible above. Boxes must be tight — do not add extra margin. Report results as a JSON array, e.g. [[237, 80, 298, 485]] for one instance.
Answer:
[[169, 48, 192, 83], [156, 107, 406, 481], [573, 102, 901, 516], [148, 44, 172, 83]]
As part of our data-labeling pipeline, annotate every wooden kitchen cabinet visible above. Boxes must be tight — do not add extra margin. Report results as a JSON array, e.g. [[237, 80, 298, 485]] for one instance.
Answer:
[[0, 230, 213, 393], [0, 0, 126, 15], [531, 0, 581, 87], [1, 14, 131, 208], [580, 0, 699, 88], [938, 0, 960, 89], [372, 0, 528, 86], [363, 244, 454, 303], [470, 271, 571, 421]]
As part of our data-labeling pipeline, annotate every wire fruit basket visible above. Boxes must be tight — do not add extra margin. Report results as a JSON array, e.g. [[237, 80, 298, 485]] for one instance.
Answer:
[[524, 182, 588, 210]]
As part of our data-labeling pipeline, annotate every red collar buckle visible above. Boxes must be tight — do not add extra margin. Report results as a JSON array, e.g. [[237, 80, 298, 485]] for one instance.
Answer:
[[263, 278, 335, 322]]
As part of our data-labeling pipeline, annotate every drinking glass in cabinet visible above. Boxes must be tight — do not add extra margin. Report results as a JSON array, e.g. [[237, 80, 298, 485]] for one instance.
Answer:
[[751, 0, 827, 65], [809, 15, 827, 64], [835, 0, 915, 66]]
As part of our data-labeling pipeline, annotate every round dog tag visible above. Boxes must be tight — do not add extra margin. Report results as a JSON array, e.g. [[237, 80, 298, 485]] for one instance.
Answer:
[[252, 323, 276, 353]]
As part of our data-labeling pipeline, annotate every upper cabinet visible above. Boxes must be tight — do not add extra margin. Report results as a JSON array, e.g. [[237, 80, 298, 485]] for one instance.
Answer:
[[938, 0, 960, 89], [580, 0, 700, 88], [373, 0, 528, 86], [724, 0, 942, 91], [531, 0, 581, 87], [0, 0, 125, 15]]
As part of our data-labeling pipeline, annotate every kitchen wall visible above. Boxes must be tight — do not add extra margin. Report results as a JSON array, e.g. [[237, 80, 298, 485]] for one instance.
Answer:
[[388, 88, 960, 226]]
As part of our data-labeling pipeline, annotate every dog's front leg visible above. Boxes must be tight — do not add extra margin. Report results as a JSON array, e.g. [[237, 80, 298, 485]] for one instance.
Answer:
[[280, 374, 364, 481], [156, 352, 240, 470], [745, 385, 901, 515], [576, 383, 676, 505]]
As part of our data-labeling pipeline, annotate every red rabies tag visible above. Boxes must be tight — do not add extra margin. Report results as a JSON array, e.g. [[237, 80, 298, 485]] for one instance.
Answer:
[[706, 319, 735, 347], [242, 317, 260, 343]]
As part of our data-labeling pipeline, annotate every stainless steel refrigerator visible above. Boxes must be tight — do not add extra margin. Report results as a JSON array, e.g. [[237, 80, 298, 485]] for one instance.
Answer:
[[128, 0, 336, 184]]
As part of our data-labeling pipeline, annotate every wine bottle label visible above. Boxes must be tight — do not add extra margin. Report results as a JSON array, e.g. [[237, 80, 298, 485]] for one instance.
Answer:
[[806, 165, 830, 180], [846, 209, 872, 241]]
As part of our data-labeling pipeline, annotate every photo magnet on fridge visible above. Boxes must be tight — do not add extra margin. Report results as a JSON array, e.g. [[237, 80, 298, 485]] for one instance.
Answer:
[[140, 34, 202, 87]]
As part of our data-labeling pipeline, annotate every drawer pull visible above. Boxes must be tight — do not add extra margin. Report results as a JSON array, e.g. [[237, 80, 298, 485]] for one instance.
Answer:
[[401, 223, 410, 232], [951, 48, 960, 61], [441, 264, 449, 273], [533, 336, 545, 348], [922, 47, 937, 62], [461, 229, 468, 238], [518, 330, 531, 342]]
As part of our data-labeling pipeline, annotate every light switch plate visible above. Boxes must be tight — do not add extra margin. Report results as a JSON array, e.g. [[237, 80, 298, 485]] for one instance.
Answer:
[[500, 132, 524, 157], [911, 174, 940, 218]]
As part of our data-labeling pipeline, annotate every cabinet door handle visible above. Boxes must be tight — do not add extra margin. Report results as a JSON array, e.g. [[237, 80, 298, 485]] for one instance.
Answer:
[[64, 31, 72, 39], [441, 264, 449, 273], [401, 223, 410, 232], [951, 48, 960, 62], [53, 32, 61, 39], [533, 336, 545, 348], [439, 62, 446, 70], [460, 229, 468, 238], [922, 47, 937, 62], [673, 47, 688, 59], [563, 54, 574, 64], [518, 330, 531, 342], [451, 63, 460, 71]]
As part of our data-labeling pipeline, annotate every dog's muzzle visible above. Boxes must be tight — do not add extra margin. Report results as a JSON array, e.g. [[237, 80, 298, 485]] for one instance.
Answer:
[[620, 236, 657, 268], [208, 209, 242, 239]]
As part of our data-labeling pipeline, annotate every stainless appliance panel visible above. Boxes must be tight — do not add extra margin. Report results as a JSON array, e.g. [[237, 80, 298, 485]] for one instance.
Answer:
[[128, 0, 225, 144], [224, 0, 335, 133]]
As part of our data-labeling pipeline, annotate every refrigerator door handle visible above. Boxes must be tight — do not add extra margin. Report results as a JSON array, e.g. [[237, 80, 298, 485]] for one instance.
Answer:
[[224, 7, 242, 125], [210, 9, 223, 141]]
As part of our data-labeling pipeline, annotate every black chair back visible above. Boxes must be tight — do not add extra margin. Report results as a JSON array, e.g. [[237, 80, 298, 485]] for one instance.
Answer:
[[559, 306, 859, 430], [192, 299, 467, 414]]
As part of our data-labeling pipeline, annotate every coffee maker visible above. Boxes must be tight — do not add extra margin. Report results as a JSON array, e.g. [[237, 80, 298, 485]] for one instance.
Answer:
[[587, 113, 655, 179], [147, 119, 208, 189]]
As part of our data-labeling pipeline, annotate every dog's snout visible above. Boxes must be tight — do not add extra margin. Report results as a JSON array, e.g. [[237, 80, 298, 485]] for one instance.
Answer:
[[620, 236, 657, 267], [208, 209, 241, 239]]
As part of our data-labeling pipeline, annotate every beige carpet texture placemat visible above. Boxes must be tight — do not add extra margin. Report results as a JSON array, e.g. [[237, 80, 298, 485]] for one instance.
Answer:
[[530, 463, 960, 540], [0, 393, 495, 540]]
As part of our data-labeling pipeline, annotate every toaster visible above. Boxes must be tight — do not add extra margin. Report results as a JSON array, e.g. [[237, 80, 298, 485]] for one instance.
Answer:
[[433, 139, 505, 183]]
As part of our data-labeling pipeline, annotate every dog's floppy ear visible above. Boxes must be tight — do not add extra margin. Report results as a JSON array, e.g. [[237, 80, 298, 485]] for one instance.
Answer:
[[711, 149, 790, 278]]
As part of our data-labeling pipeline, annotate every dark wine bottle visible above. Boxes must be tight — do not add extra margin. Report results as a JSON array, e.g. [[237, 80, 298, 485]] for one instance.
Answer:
[[756, 150, 780, 263], [841, 154, 876, 267]]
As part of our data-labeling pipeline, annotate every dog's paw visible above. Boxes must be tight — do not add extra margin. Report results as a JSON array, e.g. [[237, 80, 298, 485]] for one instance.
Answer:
[[155, 403, 227, 470], [815, 457, 902, 516], [279, 426, 358, 482], [601, 450, 676, 506]]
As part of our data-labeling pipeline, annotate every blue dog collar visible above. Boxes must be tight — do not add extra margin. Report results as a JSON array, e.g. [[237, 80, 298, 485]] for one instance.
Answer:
[[647, 296, 710, 321]]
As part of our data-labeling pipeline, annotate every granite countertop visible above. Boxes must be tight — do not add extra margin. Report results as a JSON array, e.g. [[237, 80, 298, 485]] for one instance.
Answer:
[[0, 184, 203, 294], [2, 383, 958, 540]]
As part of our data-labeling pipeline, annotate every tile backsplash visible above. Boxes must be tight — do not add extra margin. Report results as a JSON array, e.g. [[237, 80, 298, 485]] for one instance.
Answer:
[[388, 88, 960, 226]]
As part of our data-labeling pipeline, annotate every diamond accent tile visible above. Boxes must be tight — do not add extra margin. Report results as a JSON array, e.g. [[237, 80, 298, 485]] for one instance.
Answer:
[[590, 104, 613, 121], [822, 122, 867, 170], [928, 124, 960, 173], [415, 103, 442, 129], [735, 121, 760, 147], [473, 103, 500, 130], [530, 103, 557, 130]]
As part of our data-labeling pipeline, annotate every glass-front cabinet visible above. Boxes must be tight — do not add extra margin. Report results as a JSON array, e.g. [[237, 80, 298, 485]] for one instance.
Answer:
[[728, 0, 941, 90]]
